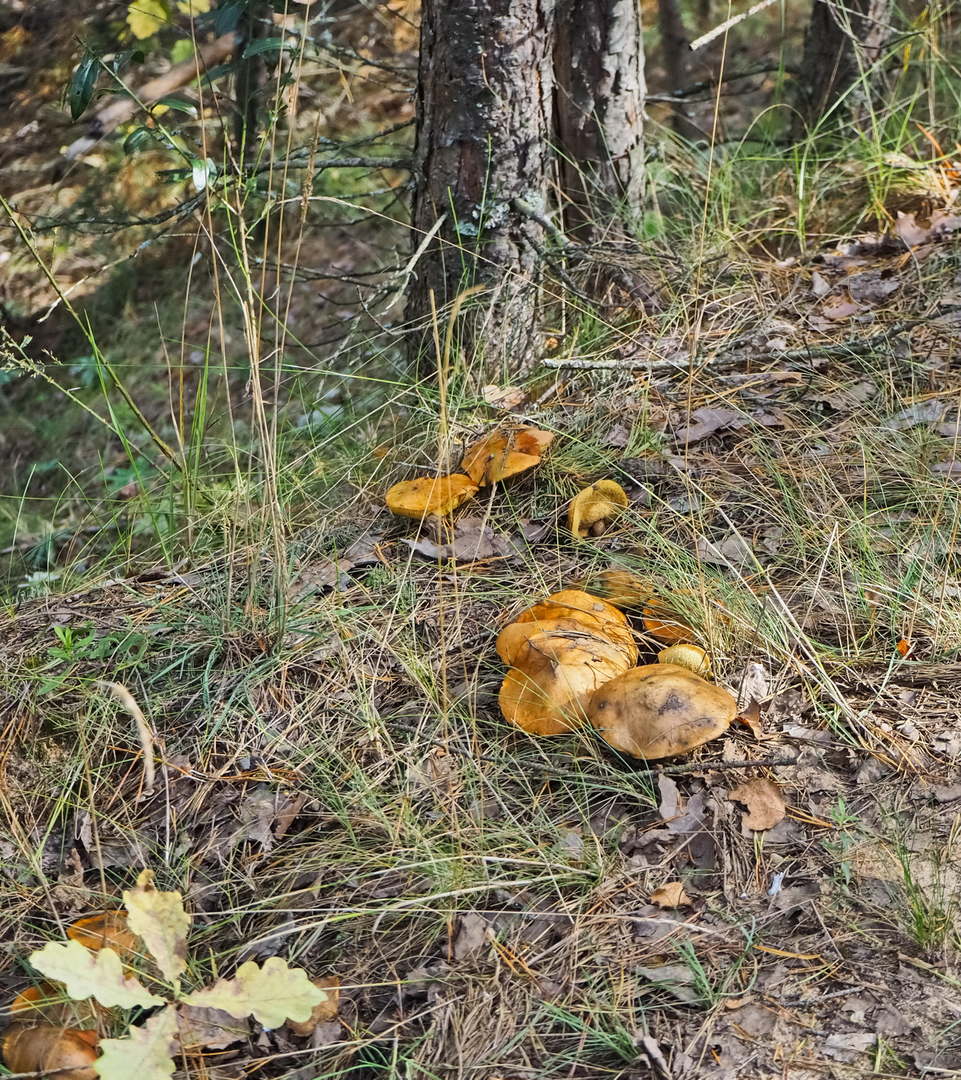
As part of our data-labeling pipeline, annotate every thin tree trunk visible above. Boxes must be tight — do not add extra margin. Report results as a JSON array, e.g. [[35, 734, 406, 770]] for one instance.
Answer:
[[407, 0, 556, 373], [797, 0, 893, 127], [553, 0, 645, 237]]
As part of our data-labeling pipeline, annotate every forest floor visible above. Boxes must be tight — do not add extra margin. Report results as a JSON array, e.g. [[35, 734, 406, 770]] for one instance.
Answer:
[[4, 2, 961, 1079]]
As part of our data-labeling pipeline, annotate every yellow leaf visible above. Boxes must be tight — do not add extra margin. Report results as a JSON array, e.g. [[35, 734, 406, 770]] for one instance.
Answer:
[[176, 0, 210, 13], [180, 957, 327, 1029], [123, 869, 190, 986], [568, 480, 628, 538], [284, 976, 340, 1036], [127, 0, 168, 40], [30, 940, 164, 1010], [96, 1005, 179, 1080]]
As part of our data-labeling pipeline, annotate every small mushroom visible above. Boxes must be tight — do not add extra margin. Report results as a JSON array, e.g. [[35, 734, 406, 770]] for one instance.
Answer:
[[385, 474, 479, 520], [568, 480, 628, 538], [499, 627, 636, 735], [462, 426, 554, 486], [588, 663, 737, 760], [657, 643, 710, 676]]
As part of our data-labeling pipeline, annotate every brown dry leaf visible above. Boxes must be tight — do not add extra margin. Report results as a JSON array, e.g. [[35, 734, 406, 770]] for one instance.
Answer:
[[285, 977, 340, 1037], [452, 912, 491, 960], [736, 697, 764, 739], [482, 384, 527, 410], [822, 293, 861, 319], [123, 869, 190, 986], [174, 1003, 251, 1049], [1, 1024, 100, 1080], [673, 406, 746, 446], [67, 911, 139, 959], [385, 474, 479, 519], [729, 778, 786, 831], [650, 881, 692, 908], [462, 425, 553, 486], [401, 516, 518, 563], [568, 480, 628, 538]]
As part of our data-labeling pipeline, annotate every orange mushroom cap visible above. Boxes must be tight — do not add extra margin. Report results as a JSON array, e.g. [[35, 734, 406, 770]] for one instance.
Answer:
[[385, 474, 479, 519]]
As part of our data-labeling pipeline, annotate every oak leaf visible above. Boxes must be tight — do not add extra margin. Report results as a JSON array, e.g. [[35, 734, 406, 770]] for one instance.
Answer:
[[180, 957, 327, 1029], [729, 778, 786, 831], [30, 940, 164, 1010], [95, 1005, 179, 1080], [284, 976, 340, 1037], [123, 869, 190, 985]]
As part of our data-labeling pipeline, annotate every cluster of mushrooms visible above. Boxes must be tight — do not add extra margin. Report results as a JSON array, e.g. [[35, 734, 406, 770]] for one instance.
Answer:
[[384, 426, 554, 520], [496, 589, 738, 761], [379, 426, 738, 762]]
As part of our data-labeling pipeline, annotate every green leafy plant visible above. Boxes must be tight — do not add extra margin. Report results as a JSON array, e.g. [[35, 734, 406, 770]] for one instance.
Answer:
[[24, 870, 327, 1080]]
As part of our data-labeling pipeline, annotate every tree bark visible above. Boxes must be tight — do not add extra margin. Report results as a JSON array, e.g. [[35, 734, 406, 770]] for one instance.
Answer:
[[407, 0, 556, 373], [553, 0, 645, 237], [797, 0, 893, 127]]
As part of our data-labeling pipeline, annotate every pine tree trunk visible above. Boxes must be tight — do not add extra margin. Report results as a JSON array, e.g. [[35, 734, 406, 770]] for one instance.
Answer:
[[553, 0, 646, 237], [407, 0, 556, 373], [798, 0, 893, 126]]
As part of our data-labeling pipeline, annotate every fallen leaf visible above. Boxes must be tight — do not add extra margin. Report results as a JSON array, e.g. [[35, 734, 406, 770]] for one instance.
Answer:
[[729, 778, 786, 831], [285, 976, 340, 1037], [736, 661, 769, 715], [823, 1031, 877, 1062], [696, 532, 754, 568], [401, 516, 517, 563], [884, 400, 946, 429], [736, 697, 764, 739], [846, 269, 900, 305], [650, 881, 692, 908], [452, 912, 491, 960], [482, 384, 527, 410], [810, 270, 832, 297], [568, 480, 628, 538], [30, 939, 165, 1010], [97, 1005, 179, 1080], [635, 963, 703, 1005], [174, 1003, 251, 1049], [123, 869, 190, 985], [822, 293, 861, 319], [1, 1024, 99, 1080], [180, 956, 327, 1028], [673, 406, 746, 446]]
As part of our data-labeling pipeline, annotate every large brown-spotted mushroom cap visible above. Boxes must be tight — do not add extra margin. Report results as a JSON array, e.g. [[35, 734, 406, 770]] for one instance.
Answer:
[[587, 663, 737, 760], [496, 617, 637, 668], [498, 625, 636, 736], [385, 474, 479, 520], [512, 589, 629, 632]]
